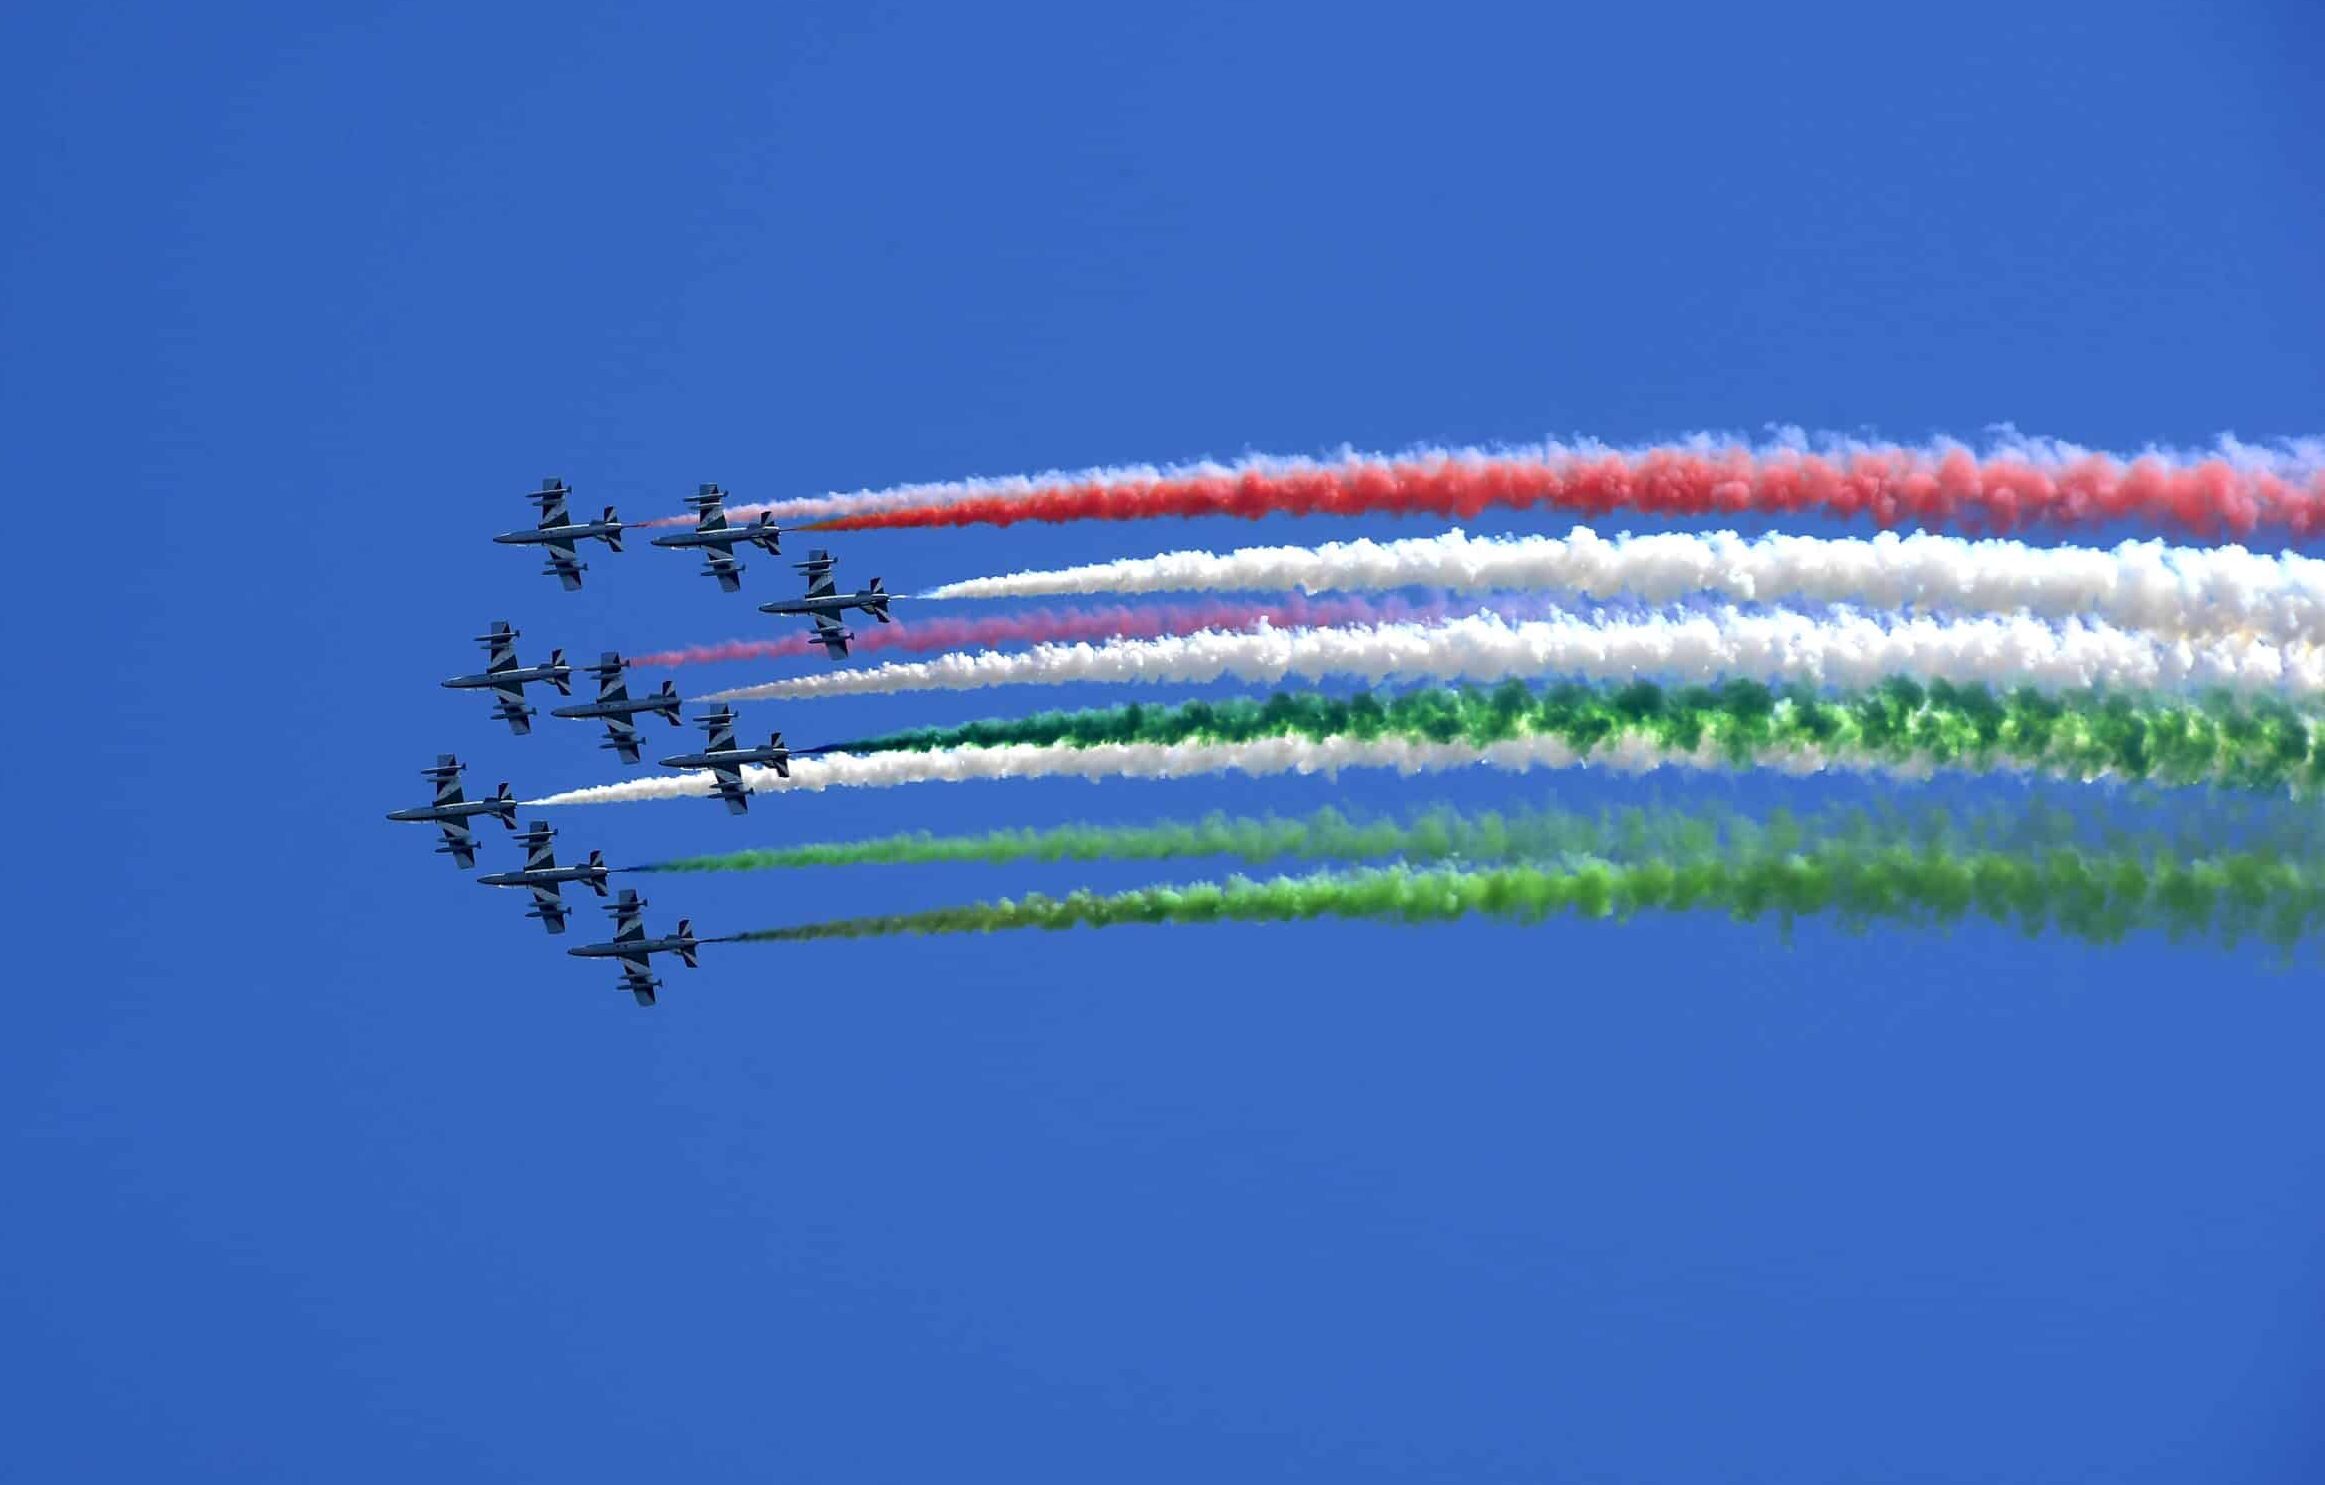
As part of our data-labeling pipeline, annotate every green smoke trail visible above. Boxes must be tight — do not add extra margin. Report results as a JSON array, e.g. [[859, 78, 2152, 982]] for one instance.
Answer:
[[636, 795, 2325, 875], [832, 678, 2325, 795], [731, 847, 2325, 952]]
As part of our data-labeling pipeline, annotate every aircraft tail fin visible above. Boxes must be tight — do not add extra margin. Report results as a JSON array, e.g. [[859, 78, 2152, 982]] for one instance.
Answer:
[[677, 922, 698, 968], [494, 783, 518, 824], [601, 507, 622, 551], [547, 650, 572, 695]]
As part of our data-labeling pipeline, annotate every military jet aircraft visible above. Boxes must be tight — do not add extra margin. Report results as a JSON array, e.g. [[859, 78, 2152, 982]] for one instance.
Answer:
[[659, 704, 789, 814], [550, 651, 683, 763], [441, 621, 572, 734], [476, 821, 609, 933], [385, 754, 516, 868], [493, 477, 624, 590], [566, 889, 702, 1006], [649, 483, 781, 592], [757, 549, 893, 659]]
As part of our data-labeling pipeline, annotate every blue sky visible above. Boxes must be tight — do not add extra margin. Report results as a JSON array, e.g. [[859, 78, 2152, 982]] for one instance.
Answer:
[[8, 2, 2323, 1478]]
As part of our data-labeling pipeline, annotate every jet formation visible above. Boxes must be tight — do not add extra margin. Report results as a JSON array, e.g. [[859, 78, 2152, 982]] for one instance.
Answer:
[[401, 473, 906, 1004], [759, 548, 896, 658]]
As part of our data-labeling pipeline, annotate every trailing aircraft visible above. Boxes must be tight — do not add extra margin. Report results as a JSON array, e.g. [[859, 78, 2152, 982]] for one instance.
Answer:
[[493, 477, 623, 590], [550, 651, 683, 763], [566, 889, 702, 1006], [649, 483, 781, 592], [385, 754, 516, 868], [476, 821, 610, 933], [441, 621, 572, 734]]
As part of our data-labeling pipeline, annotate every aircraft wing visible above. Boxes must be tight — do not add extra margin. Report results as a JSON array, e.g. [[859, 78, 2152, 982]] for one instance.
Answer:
[[528, 883, 570, 934], [812, 611, 851, 658], [803, 569, 837, 600], [535, 487, 571, 528], [704, 548, 743, 592], [545, 538, 585, 591], [696, 504, 729, 534], [521, 828, 555, 872], [612, 895, 646, 942], [619, 960, 659, 1007], [484, 625, 520, 672], [438, 820, 478, 868], [493, 687, 533, 735], [710, 763, 750, 815], [433, 774, 465, 809], [604, 716, 642, 764]]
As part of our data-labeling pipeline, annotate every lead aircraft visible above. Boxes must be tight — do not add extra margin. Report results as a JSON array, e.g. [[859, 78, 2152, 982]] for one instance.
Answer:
[[493, 477, 623, 590], [440, 621, 572, 734], [385, 754, 516, 867]]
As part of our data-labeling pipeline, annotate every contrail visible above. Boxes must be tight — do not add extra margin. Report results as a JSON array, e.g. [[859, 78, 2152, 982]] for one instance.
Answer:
[[728, 851, 2325, 952], [920, 527, 2325, 646], [835, 678, 2325, 795], [522, 679, 2325, 810], [624, 592, 1524, 669], [634, 795, 2325, 875], [690, 434, 2325, 538], [699, 610, 2325, 705]]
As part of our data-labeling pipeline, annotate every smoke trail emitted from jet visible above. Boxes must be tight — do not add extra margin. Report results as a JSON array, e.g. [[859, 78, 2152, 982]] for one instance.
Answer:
[[716, 436, 2325, 539], [522, 678, 2325, 811], [838, 679, 2325, 794], [624, 592, 1514, 669], [634, 796, 2325, 875], [699, 610, 2325, 705], [728, 851, 2325, 951], [920, 528, 2325, 645]]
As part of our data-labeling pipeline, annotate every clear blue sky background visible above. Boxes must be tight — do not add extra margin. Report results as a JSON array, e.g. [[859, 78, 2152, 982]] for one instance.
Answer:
[[7, 2, 2323, 1478]]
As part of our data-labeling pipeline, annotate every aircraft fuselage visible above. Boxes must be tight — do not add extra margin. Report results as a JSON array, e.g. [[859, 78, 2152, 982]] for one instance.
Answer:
[[552, 696, 679, 721], [442, 665, 567, 691], [661, 748, 787, 772], [386, 800, 506, 825], [567, 937, 692, 960], [495, 521, 621, 546], [759, 594, 877, 618], [479, 865, 608, 891]]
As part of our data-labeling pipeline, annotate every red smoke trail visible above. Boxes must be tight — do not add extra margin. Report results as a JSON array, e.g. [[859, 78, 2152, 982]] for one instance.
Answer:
[[801, 450, 2325, 540], [626, 593, 1493, 669]]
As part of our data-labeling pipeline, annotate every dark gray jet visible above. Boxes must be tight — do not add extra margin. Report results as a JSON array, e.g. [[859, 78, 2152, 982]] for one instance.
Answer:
[[441, 621, 572, 734], [477, 821, 609, 934], [659, 704, 789, 814], [566, 889, 701, 1006], [550, 651, 683, 763], [757, 549, 893, 659], [494, 477, 623, 590], [650, 483, 781, 592], [385, 754, 516, 868]]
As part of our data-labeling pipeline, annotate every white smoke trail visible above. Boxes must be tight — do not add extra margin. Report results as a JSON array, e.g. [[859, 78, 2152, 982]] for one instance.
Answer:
[[701, 611, 2325, 705], [523, 731, 2047, 812], [920, 527, 2325, 645], [724, 431, 2325, 523]]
